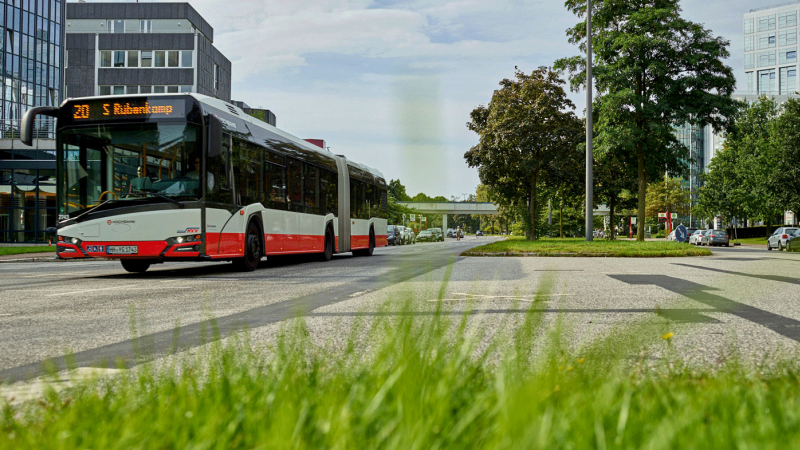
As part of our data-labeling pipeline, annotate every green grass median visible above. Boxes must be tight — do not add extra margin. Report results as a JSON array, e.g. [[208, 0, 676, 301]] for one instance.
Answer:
[[463, 237, 712, 257], [0, 246, 57, 256]]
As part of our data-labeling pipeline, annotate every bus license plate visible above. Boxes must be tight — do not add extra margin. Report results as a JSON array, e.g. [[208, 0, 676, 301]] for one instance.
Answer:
[[108, 246, 138, 254]]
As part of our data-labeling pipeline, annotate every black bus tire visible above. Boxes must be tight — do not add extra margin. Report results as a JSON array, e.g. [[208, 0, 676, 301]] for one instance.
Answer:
[[353, 228, 375, 257], [319, 225, 334, 261], [234, 220, 262, 271], [121, 259, 151, 273]]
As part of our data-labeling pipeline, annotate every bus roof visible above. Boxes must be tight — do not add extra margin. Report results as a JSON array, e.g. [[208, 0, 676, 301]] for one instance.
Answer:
[[61, 92, 386, 183]]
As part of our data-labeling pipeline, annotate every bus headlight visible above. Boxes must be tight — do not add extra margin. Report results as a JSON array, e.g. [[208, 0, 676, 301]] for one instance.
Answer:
[[167, 234, 202, 245]]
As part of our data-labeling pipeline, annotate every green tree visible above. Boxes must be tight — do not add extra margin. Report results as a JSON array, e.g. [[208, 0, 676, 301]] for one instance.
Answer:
[[772, 98, 800, 217], [388, 179, 411, 201], [555, 0, 738, 241], [698, 98, 782, 233], [645, 176, 691, 219], [465, 68, 583, 240]]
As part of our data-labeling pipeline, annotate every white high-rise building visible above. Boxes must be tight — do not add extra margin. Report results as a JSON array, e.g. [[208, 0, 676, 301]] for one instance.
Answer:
[[744, 2, 800, 97]]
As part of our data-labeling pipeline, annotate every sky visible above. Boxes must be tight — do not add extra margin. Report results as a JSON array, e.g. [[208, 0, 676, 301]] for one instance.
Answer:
[[81, 0, 790, 199]]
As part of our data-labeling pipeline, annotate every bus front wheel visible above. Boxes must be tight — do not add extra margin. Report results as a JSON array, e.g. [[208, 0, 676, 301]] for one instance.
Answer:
[[121, 260, 151, 273], [234, 221, 262, 272]]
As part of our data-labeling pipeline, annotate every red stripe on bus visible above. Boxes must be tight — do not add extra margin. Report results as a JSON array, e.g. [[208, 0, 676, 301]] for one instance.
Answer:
[[265, 233, 324, 254]]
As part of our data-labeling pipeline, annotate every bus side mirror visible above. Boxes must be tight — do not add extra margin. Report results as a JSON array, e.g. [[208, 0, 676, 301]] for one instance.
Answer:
[[21, 107, 59, 146]]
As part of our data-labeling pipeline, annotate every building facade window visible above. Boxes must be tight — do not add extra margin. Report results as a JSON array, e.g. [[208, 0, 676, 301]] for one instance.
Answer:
[[745, 18, 754, 34], [759, 15, 777, 32], [99, 85, 193, 95], [746, 71, 755, 94], [780, 48, 797, 64], [779, 29, 797, 47], [140, 19, 151, 33], [759, 69, 777, 95], [758, 50, 777, 67], [745, 53, 755, 70], [745, 35, 754, 52], [106, 19, 124, 33], [779, 11, 797, 28], [213, 63, 219, 90], [99, 50, 192, 68], [759, 34, 776, 49], [780, 67, 797, 94]]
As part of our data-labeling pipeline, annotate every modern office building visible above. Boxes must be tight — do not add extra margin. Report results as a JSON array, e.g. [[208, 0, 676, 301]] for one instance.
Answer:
[[744, 2, 800, 97], [64, 2, 231, 101], [0, 0, 66, 244]]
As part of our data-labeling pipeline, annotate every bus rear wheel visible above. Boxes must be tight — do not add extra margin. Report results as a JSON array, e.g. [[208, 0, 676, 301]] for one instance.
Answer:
[[319, 226, 334, 261], [121, 260, 151, 273], [234, 221, 262, 272], [354, 229, 375, 257]]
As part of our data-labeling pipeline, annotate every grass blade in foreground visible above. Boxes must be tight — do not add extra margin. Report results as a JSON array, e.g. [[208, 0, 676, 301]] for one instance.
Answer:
[[2, 283, 799, 448]]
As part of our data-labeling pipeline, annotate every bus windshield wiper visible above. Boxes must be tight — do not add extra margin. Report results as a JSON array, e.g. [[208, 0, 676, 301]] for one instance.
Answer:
[[131, 191, 185, 208]]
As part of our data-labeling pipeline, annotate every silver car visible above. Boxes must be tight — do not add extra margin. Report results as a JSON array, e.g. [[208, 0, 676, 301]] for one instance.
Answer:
[[767, 227, 799, 251]]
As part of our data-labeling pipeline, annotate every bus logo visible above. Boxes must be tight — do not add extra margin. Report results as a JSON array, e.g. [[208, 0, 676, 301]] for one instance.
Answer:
[[177, 228, 199, 233]]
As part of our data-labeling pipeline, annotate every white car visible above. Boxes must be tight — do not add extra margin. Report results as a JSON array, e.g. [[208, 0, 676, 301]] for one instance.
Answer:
[[688, 229, 704, 245], [768, 227, 799, 251]]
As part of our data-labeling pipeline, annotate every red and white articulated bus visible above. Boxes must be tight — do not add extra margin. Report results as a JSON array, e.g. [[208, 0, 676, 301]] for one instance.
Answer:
[[21, 93, 388, 272]]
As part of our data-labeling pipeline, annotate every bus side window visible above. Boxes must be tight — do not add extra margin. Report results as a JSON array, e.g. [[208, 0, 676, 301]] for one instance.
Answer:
[[286, 158, 303, 213], [265, 162, 286, 210], [325, 170, 338, 215], [304, 164, 318, 215], [365, 183, 374, 218], [207, 133, 229, 204], [232, 138, 261, 206]]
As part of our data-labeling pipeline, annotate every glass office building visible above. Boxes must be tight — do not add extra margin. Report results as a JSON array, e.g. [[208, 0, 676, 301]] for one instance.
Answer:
[[0, 0, 65, 243]]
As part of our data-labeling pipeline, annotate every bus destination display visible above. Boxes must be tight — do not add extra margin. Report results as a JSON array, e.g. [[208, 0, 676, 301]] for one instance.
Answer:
[[69, 98, 186, 122]]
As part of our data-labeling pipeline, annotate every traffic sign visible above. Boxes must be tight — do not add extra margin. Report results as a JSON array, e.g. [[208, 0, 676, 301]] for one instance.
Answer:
[[670, 213, 678, 219], [421, 216, 426, 222], [410, 214, 416, 221], [657, 212, 667, 218], [674, 224, 687, 243]]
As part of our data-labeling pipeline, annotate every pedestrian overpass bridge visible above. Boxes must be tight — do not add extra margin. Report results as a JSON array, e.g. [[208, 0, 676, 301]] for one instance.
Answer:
[[396, 201, 613, 230], [396, 202, 498, 230]]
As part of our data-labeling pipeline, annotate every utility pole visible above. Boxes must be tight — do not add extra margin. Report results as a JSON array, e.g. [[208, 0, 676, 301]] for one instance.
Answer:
[[585, 0, 594, 241]]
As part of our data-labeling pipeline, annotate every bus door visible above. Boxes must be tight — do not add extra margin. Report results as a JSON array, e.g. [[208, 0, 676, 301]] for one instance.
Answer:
[[203, 124, 237, 257], [334, 155, 350, 252]]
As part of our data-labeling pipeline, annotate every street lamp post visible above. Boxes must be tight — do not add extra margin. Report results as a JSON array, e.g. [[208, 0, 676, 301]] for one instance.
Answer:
[[585, 0, 594, 241]]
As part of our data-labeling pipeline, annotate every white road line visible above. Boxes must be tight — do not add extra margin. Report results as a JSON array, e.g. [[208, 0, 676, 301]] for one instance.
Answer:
[[0, 314, 12, 317]]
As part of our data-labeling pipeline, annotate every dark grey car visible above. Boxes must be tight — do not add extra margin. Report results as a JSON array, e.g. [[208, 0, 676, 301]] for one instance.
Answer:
[[702, 229, 730, 247]]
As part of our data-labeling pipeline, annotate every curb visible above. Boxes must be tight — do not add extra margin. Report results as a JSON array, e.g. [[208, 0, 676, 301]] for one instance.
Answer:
[[0, 256, 61, 263]]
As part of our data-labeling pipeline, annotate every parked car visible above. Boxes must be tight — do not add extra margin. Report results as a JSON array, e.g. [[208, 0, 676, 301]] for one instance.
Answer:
[[697, 230, 713, 246], [446, 228, 456, 238], [688, 229, 705, 245], [405, 228, 416, 244], [767, 227, 798, 251], [417, 229, 436, 242], [476, 230, 484, 236], [684, 228, 698, 242], [429, 227, 445, 241], [702, 229, 730, 247], [666, 230, 676, 241], [786, 229, 800, 252], [387, 225, 399, 246]]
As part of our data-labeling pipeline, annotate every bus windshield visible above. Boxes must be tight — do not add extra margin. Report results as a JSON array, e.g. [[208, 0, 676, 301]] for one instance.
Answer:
[[58, 122, 201, 217]]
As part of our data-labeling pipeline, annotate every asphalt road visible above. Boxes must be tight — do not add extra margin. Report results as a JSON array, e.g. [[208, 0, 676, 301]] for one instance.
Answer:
[[2, 238, 800, 384]]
